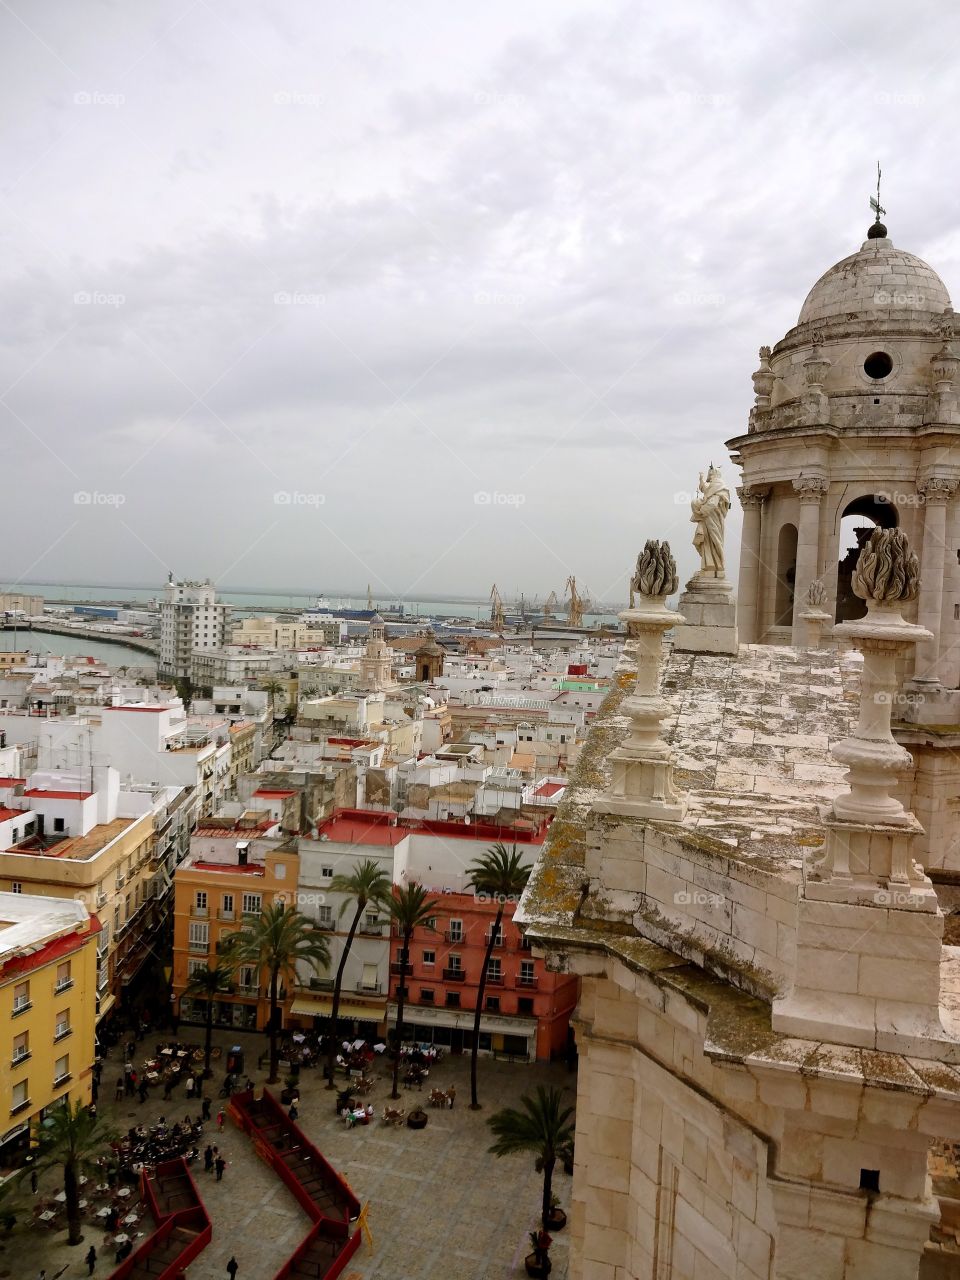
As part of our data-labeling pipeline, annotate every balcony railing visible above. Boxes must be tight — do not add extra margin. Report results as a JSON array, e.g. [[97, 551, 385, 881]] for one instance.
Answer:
[[191, 904, 208, 917], [189, 940, 209, 953], [217, 909, 235, 922], [54, 978, 74, 995], [315, 920, 335, 932], [485, 973, 504, 986], [309, 977, 335, 992], [390, 962, 413, 976], [356, 981, 382, 995], [484, 935, 504, 948], [359, 923, 384, 936], [443, 967, 465, 982], [444, 930, 464, 944], [517, 974, 538, 988]]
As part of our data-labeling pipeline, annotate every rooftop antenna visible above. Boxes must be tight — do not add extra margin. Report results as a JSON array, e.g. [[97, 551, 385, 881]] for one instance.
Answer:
[[868, 162, 887, 239]]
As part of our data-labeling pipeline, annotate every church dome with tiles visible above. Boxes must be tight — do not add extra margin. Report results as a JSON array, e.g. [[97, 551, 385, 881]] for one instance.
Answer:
[[797, 233, 951, 326]]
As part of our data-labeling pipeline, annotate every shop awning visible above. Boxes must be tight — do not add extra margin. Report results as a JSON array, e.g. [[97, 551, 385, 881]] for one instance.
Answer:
[[290, 996, 386, 1021], [385, 1002, 536, 1037]]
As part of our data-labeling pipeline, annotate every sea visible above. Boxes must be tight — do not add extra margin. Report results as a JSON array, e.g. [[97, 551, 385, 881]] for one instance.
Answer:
[[5, 581, 622, 624]]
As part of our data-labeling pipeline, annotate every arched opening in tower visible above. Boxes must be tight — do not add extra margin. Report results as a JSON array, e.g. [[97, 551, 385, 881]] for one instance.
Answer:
[[775, 523, 798, 627], [835, 495, 897, 623]]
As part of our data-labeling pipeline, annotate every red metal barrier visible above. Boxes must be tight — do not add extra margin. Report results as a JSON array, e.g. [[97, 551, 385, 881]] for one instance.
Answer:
[[229, 1088, 362, 1278], [108, 1157, 211, 1280]]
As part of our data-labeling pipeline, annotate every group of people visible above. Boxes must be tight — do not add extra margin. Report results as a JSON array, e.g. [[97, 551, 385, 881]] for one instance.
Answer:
[[111, 1113, 206, 1179]]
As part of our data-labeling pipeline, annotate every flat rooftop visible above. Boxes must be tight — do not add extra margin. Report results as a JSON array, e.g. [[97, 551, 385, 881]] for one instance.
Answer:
[[7, 816, 135, 860]]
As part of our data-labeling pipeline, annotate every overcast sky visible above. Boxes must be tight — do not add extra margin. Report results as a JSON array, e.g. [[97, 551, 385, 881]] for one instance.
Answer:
[[2, 0, 959, 607]]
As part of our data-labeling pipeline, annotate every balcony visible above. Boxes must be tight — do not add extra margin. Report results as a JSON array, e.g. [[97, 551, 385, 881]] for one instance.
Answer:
[[53, 1073, 72, 1090], [54, 1025, 72, 1043], [217, 909, 235, 922], [390, 961, 413, 976], [485, 973, 504, 987], [11, 1051, 30, 1068], [191, 905, 209, 918], [309, 977, 335, 992], [356, 981, 382, 995], [9, 1097, 31, 1117], [315, 920, 336, 932], [235, 984, 259, 998], [444, 930, 464, 944], [517, 974, 538, 988], [54, 978, 74, 995], [443, 967, 465, 983], [11, 1000, 31, 1018], [359, 923, 384, 936], [484, 935, 504, 948], [188, 940, 209, 954]]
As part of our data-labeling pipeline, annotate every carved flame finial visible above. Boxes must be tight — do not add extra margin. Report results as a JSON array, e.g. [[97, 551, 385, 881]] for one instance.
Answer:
[[805, 578, 828, 608], [632, 539, 678, 599], [852, 528, 920, 604]]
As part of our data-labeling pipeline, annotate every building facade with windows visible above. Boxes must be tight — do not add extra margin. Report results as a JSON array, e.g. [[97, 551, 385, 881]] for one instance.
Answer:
[[158, 578, 228, 681], [171, 824, 299, 1031], [0, 768, 165, 1024], [0, 892, 98, 1156]]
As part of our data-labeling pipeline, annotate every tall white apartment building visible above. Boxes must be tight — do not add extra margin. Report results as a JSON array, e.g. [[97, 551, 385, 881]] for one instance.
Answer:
[[159, 578, 228, 681]]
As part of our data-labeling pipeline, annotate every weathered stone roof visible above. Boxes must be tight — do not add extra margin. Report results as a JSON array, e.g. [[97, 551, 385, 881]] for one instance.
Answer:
[[797, 236, 951, 326]]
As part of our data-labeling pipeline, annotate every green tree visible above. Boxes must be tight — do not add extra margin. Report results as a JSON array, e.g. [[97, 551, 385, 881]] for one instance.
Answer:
[[386, 883, 438, 1099], [29, 1101, 118, 1245], [183, 963, 234, 1078], [173, 676, 194, 712], [324, 859, 392, 1088], [487, 1086, 575, 1230], [221, 902, 330, 1083], [466, 842, 530, 1109]]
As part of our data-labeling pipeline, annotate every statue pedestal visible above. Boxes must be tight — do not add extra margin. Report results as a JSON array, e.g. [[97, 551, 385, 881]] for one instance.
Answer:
[[675, 573, 738, 656]]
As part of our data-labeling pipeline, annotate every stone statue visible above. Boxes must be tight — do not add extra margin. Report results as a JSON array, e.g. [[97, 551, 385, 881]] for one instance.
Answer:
[[630, 539, 678, 603], [691, 464, 731, 578], [805, 578, 828, 608], [852, 528, 920, 604]]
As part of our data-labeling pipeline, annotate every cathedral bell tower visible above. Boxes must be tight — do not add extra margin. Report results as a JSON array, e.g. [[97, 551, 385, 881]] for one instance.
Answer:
[[727, 213, 960, 870]]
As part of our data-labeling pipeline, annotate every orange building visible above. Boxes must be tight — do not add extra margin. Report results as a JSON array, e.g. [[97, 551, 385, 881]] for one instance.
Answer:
[[388, 888, 578, 1061], [171, 818, 299, 1032]]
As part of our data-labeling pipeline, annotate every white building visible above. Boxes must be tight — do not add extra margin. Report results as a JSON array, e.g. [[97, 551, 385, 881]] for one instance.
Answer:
[[158, 578, 228, 681]]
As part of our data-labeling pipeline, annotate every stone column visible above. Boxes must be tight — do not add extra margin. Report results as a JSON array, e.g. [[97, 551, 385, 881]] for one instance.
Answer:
[[594, 541, 686, 821], [736, 486, 768, 644], [791, 475, 828, 646], [912, 476, 958, 685]]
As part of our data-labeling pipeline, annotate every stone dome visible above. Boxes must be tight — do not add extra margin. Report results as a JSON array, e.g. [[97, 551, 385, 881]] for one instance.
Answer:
[[797, 235, 951, 326]]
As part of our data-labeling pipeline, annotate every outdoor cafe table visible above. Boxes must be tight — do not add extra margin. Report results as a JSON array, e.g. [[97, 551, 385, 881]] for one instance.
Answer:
[[117, 1187, 132, 1198], [123, 1212, 138, 1225], [38, 1210, 56, 1222]]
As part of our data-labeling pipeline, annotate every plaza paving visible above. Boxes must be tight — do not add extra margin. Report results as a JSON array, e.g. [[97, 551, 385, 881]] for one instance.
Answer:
[[9, 1026, 574, 1279]]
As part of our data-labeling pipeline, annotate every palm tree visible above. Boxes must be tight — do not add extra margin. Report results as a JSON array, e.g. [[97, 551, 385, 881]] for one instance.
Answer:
[[488, 1086, 575, 1230], [183, 963, 234, 1079], [466, 842, 530, 1109], [29, 1101, 118, 1245], [221, 902, 330, 1083], [386, 883, 439, 1099], [324, 859, 392, 1088]]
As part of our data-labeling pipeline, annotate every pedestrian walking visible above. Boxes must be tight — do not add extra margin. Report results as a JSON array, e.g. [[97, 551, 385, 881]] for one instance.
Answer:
[[85, 1244, 97, 1275], [215, 1154, 226, 1182], [217, 1108, 225, 1132], [138, 1080, 149, 1104], [185, 1075, 195, 1099], [287, 1102, 298, 1121], [203, 1144, 214, 1173], [201, 1096, 211, 1121], [114, 1077, 124, 1102], [30, 1168, 38, 1194], [227, 1257, 239, 1279]]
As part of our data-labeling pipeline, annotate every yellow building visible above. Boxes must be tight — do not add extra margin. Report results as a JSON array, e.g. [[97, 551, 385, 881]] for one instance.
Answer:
[[0, 892, 98, 1156], [172, 822, 299, 1032], [0, 769, 162, 1024]]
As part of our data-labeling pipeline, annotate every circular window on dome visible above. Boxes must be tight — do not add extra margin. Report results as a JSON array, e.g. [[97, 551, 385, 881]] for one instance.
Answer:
[[864, 351, 893, 380]]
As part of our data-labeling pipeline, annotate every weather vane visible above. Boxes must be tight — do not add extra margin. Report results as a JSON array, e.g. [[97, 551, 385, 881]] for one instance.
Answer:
[[870, 162, 886, 224]]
